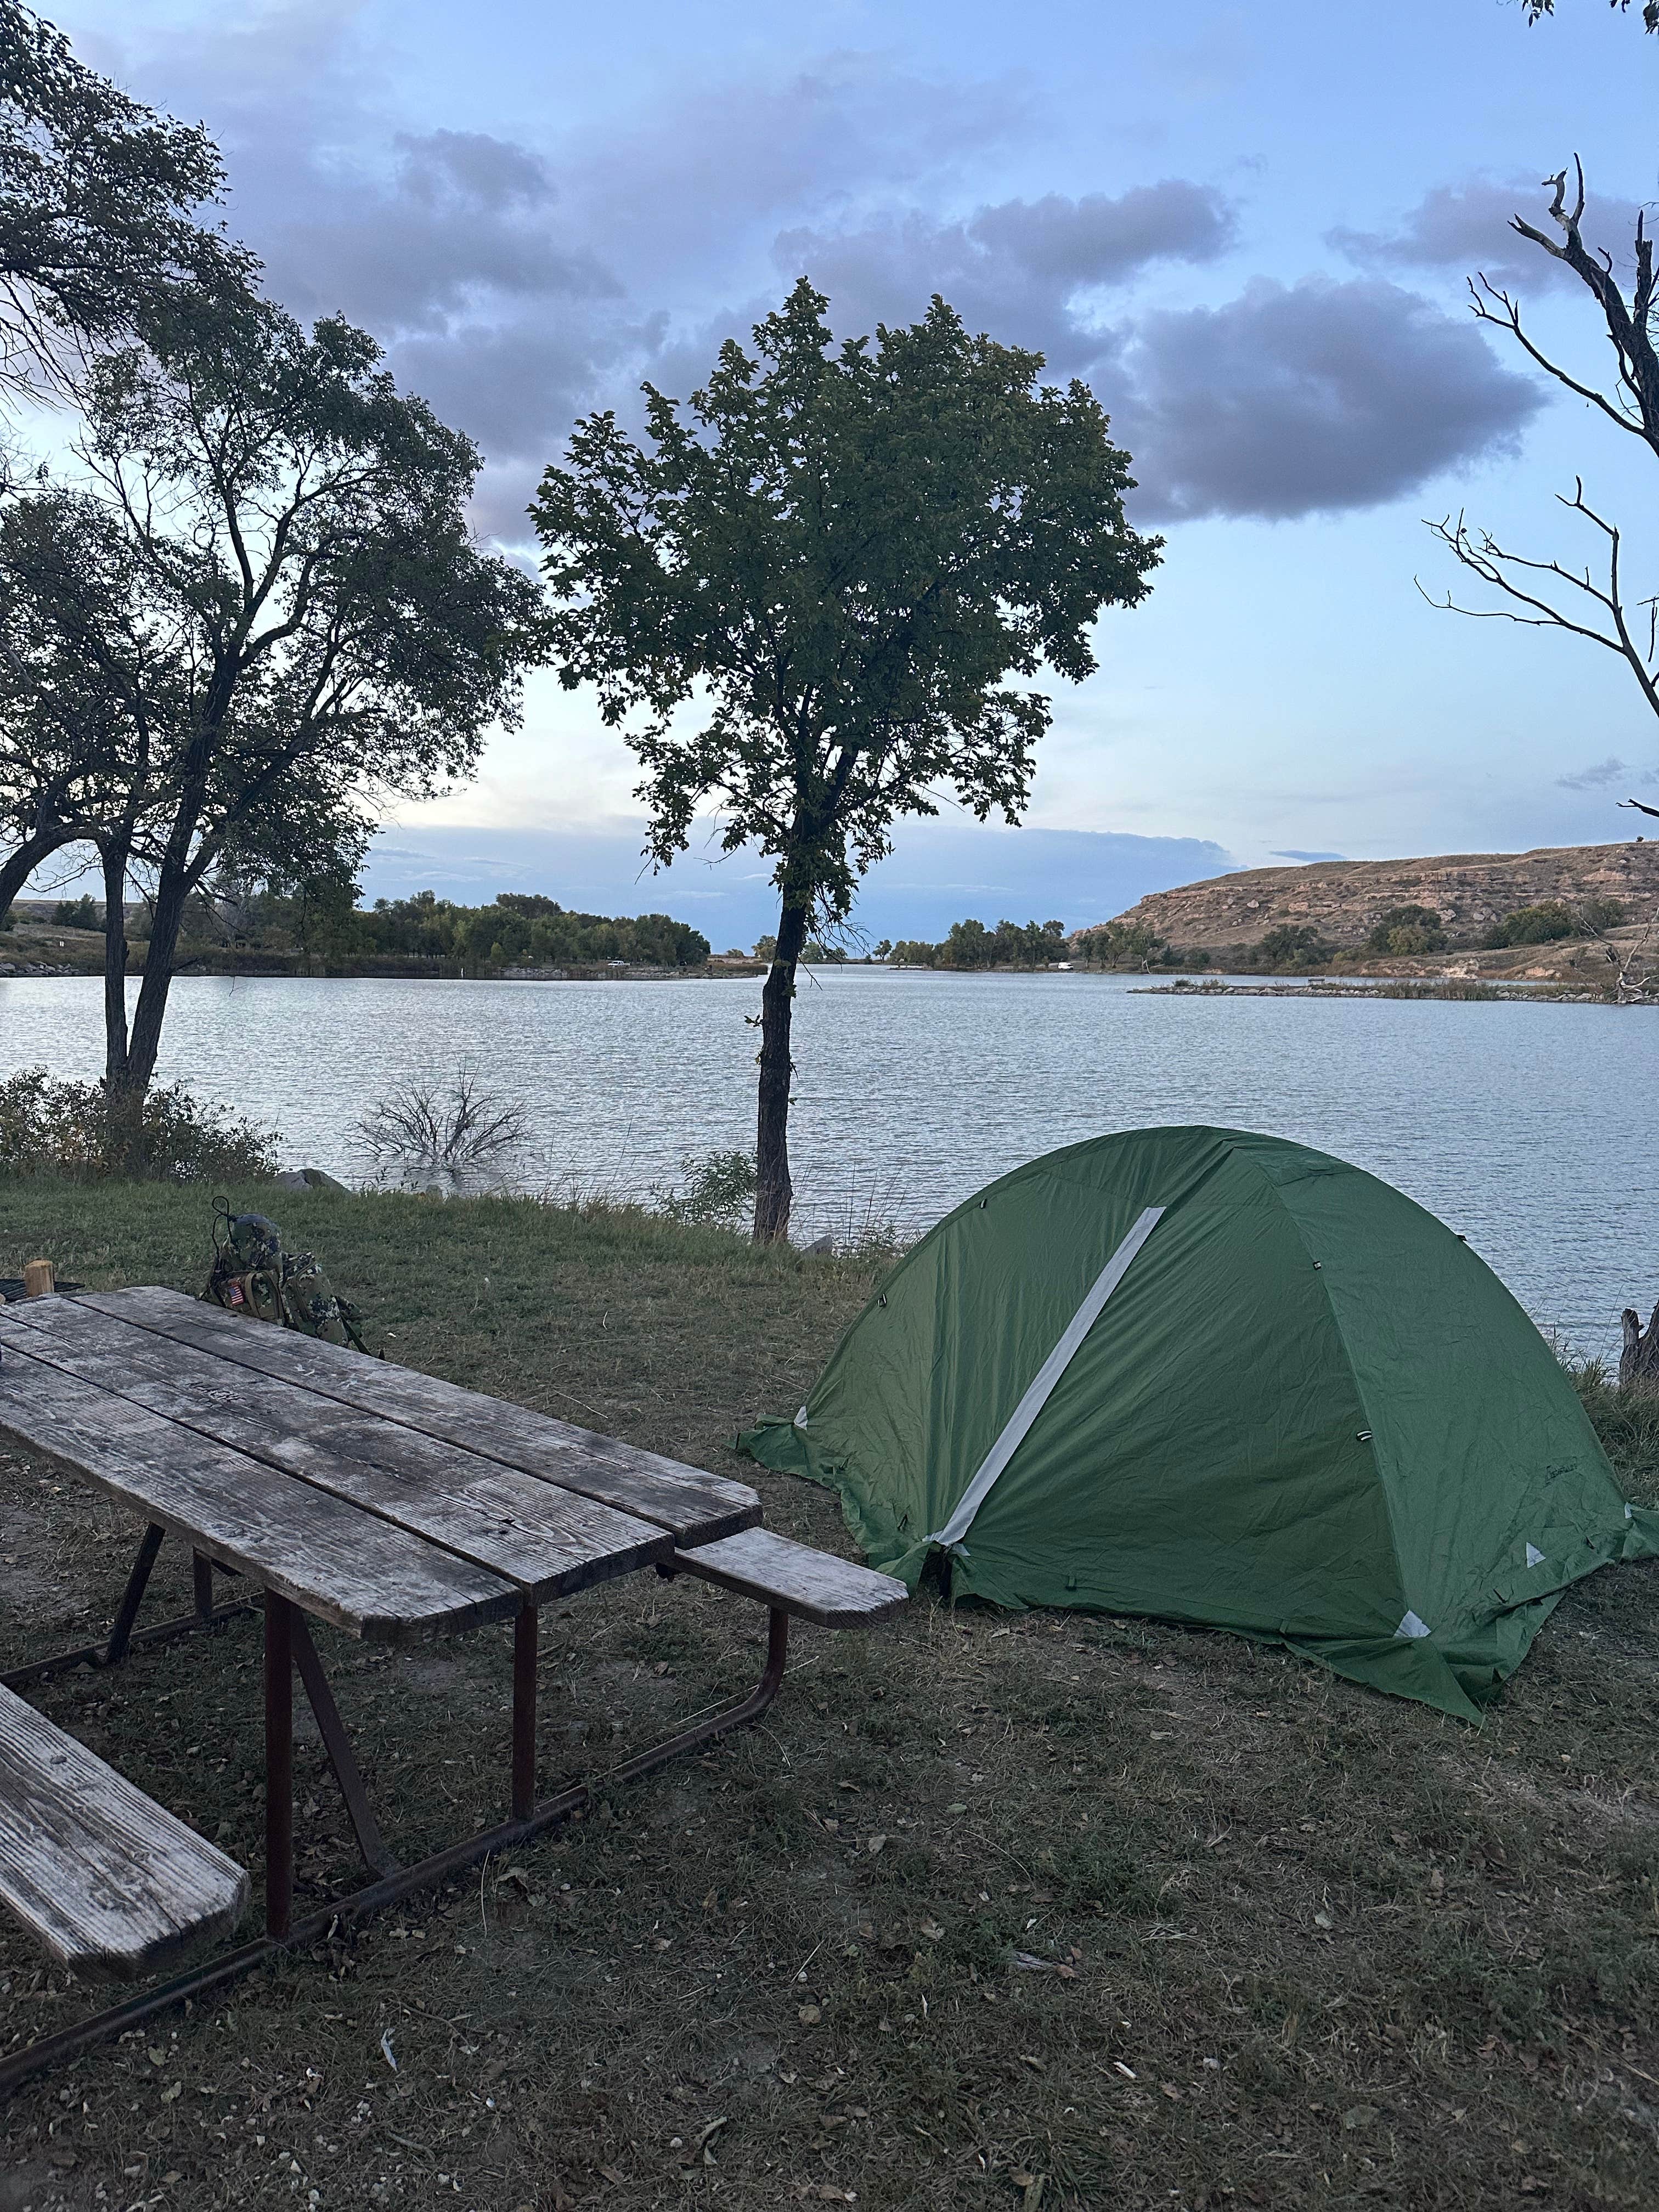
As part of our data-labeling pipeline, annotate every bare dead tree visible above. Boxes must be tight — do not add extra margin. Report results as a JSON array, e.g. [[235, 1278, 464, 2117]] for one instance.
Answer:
[[1419, 161, 1659, 731]]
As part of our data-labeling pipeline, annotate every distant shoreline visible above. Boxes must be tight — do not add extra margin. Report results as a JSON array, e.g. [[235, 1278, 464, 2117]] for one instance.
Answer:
[[1132, 977, 1629, 1005]]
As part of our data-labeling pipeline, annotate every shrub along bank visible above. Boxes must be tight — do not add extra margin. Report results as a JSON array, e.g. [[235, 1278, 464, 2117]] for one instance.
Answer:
[[1, 1183, 1658, 2209]]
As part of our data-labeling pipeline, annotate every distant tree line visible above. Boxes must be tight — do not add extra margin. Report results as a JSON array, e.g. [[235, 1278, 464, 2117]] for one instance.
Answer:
[[15, 885, 712, 970], [889, 917, 1070, 968], [345, 891, 710, 969], [1070, 918, 1209, 970]]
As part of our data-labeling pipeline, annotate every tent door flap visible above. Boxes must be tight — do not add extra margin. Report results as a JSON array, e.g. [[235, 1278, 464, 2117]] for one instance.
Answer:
[[929, 1204, 1166, 1551]]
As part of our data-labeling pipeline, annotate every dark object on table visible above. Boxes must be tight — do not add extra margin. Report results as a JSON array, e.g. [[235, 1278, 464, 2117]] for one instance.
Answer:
[[0, 1277, 82, 1302]]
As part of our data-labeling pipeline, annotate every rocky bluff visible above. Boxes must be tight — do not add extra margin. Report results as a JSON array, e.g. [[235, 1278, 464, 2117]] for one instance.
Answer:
[[1110, 842, 1659, 954]]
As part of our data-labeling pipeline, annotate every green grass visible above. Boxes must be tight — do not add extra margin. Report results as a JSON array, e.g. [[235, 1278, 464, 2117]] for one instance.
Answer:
[[3, 1183, 1659, 2210]]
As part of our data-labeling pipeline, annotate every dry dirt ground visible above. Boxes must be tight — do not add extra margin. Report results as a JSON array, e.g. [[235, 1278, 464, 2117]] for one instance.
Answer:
[[2, 1185, 1658, 2212]]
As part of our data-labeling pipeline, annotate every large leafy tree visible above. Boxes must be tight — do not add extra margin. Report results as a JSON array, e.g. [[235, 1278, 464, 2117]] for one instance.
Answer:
[[534, 280, 1159, 1241], [0, 0, 253, 404], [0, 298, 546, 1121]]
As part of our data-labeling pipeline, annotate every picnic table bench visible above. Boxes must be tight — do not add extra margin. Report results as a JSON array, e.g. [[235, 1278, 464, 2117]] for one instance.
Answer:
[[0, 1286, 905, 2095]]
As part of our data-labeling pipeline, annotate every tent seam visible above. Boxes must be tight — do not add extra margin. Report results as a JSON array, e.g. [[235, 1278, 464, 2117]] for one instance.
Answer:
[[1230, 1142, 1413, 1637]]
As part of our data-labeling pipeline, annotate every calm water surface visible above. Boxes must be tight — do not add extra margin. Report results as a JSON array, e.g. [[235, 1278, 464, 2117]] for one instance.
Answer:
[[0, 967, 1647, 1356]]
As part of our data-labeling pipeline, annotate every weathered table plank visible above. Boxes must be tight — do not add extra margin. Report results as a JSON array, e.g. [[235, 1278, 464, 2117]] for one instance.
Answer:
[[59, 1288, 760, 1544], [0, 1329, 518, 1641], [2, 1299, 672, 1602], [674, 1527, 909, 1627], [0, 1684, 249, 1980]]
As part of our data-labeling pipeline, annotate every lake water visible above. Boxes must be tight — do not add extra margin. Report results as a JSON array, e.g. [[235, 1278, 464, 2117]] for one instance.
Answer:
[[0, 967, 1650, 1358]]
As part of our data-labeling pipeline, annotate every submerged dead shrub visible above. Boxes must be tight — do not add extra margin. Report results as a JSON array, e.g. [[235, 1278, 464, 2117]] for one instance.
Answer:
[[0, 1066, 278, 1182], [354, 1066, 531, 1181]]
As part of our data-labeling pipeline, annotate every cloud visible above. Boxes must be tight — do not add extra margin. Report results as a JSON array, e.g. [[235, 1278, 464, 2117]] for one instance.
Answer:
[[776, 181, 1237, 373], [1329, 177, 1648, 294], [1114, 276, 1542, 521], [566, 54, 1037, 295], [356, 816, 1237, 942], [1271, 849, 1348, 862], [771, 198, 1541, 523], [93, 10, 1036, 492], [80, 9, 1546, 534], [1556, 756, 1655, 791]]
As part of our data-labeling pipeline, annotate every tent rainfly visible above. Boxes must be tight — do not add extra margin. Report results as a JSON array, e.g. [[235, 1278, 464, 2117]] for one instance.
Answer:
[[738, 1126, 1659, 1720]]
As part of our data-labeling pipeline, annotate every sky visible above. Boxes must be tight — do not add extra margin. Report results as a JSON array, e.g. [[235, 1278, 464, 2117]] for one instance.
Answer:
[[41, 0, 1659, 944]]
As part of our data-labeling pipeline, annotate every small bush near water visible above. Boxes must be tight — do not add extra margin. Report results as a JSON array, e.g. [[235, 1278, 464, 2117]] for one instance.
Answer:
[[0, 1066, 277, 1182], [353, 1068, 531, 1185], [651, 1146, 759, 1228]]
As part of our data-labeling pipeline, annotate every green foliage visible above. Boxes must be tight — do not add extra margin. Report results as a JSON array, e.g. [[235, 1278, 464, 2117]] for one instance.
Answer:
[[534, 276, 1159, 1237], [50, 894, 100, 930], [0, 1066, 276, 1182], [802, 939, 848, 963], [884, 917, 1068, 968], [1482, 901, 1577, 949], [350, 890, 710, 969], [0, 1, 256, 397], [533, 280, 1159, 930], [0, 294, 548, 1101], [1074, 918, 1165, 967], [652, 1148, 759, 1230], [1583, 895, 1629, 932], [1256, 923, 1334, 970], [1365, 904, 1447, 955]]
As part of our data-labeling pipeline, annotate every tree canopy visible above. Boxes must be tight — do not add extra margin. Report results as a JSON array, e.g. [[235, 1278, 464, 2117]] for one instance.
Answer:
[[0, 297, 547, 1110], [533, 278, 1159, 1236], [0, 1, 253, 402]]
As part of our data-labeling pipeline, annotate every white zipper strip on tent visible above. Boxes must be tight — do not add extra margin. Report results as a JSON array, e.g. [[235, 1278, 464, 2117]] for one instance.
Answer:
[[929, 1204, 1166, 1552]]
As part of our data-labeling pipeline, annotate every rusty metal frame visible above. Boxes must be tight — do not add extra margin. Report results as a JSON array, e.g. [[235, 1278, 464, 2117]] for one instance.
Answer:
[[0, 1525, 791, 2101], [0, 1523, 252, 1693]]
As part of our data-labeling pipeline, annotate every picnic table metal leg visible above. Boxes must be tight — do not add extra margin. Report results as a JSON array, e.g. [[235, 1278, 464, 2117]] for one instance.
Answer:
[[1, 1526, 255, 1694], [102, 1522, 166, 1666], [264, 1592, 294, 1942], [192, 1550, 215, 1620], [0, 1597, 796, 2102], [512, 1607, 538, 1821], [289, 1611, 398, 1878]]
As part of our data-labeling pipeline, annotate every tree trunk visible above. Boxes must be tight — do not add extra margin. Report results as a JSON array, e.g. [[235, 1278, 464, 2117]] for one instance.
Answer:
[[1620, 1299, 1659, 1392], [754, 895, 809, 1243], [116, 855, 191, 1107], [100, 840, 131, 1091]]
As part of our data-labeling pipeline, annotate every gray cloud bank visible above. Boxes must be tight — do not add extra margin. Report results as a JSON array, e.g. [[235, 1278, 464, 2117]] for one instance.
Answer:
[[1557, 756, 1658, 792], [357, 819, 1237, 944], [1329, 177, 1648, 295], [93, 5, 1546, 535]]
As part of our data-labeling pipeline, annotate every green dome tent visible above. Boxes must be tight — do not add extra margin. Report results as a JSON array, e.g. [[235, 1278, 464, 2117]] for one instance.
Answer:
[[740, 1127, 1659, 1720]]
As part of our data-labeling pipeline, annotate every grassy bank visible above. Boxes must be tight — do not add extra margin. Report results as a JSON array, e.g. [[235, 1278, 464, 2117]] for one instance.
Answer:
[[3, 1185, 1659, 2210]]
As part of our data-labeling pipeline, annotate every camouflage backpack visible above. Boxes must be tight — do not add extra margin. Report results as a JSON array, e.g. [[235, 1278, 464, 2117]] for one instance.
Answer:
[[204, 1198, 370, 1352]]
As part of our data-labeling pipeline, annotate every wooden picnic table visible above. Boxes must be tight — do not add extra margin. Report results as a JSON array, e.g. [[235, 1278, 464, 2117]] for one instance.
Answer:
[[0, 1287, 905, 2096]]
